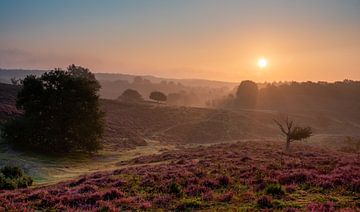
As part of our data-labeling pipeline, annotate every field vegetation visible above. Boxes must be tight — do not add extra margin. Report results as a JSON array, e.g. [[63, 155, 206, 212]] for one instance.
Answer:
[[0, 141, 358, 210]]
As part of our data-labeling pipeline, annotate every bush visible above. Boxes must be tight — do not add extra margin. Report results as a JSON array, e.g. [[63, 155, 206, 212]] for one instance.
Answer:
[[0, 166, 33, 190], [169, 181, 182, 196], [265, 183, 285, 197], [149, 91, 167, 103], [16, 176, 33, 188], [1, 166, 23, 179], [1, 65, 104, 154], [118, 89, 143, 102]]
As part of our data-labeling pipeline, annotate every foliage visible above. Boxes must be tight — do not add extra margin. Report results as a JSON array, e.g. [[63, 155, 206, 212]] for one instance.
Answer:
[[1, 166, 23, 179], [234, 80, 258, 108], [118, 89, 143, 102], [264, 183, 285, 197], [169, 181, 182, 196], [0, 166, 32, 190], [0, 141, 358, 210], [1, 65, 104, 154], [274, 116, 313, 151], [149, 91, 167, 102]]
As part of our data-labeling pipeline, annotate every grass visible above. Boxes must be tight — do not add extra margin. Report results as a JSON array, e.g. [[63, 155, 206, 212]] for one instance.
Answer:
[[0, 139, 176, 185]]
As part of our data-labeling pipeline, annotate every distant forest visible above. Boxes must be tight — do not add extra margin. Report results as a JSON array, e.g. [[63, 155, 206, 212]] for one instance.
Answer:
[[1, 69, 360, 118], [213, 80, 360, 123]]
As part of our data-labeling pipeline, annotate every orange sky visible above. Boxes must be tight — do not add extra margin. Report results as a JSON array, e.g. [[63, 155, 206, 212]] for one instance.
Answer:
[[1, 0, 360, 82]]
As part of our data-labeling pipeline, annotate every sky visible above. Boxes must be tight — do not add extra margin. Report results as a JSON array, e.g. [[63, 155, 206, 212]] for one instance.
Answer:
[[1, 0, 360, 82]]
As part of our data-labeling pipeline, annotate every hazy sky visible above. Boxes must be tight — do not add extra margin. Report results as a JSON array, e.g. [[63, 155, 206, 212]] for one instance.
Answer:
[[1, 0, 360, 82]]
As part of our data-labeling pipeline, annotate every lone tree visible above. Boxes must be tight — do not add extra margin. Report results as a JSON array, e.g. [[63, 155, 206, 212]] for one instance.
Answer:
[[235, 80, 259, 108], [1, 65, 104, 154], [118, 89, 143, 102], [274, 117, 312, 151], [149, 91, 167, 103]]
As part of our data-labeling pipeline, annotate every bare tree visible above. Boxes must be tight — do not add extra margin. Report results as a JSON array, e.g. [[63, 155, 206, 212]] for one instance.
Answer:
[[274, 117, 313, 151]]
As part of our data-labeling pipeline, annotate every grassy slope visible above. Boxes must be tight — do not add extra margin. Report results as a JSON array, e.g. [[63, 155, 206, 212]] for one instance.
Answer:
[[1, 94, 360, 185], [0, 140, 359, 211]]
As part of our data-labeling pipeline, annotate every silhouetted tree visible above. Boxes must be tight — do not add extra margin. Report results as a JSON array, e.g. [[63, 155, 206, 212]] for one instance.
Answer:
[[118, 89, 143, 102], [150, 91, 167, 103], [274, 117, 312, 151], [10, 77, 20, 86], [235, 80, 258, 108], [1, 65, 104, 154]]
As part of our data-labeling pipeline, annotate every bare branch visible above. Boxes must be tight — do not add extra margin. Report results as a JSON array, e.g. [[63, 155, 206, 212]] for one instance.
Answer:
[[273, 119, 288, 135]]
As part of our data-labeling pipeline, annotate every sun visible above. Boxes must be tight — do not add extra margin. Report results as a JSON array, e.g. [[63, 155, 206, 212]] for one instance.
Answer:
[[257, 57, 268, 69]]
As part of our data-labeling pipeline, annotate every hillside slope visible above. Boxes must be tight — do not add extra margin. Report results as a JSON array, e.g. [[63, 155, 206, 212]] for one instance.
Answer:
[[1, 82, 359, 150], [102, 99, 360, 150]]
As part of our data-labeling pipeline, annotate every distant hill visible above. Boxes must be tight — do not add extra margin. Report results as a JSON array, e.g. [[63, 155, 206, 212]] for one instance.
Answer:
[[0, 68, 237, 106], [1, 82, 360, 150]]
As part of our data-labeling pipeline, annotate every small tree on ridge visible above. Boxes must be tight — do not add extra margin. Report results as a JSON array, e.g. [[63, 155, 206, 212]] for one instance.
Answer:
[[274, 117, 312, 151], [150, 91, 167, 103]]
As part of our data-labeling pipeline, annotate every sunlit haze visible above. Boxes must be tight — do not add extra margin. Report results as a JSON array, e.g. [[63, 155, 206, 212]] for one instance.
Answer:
[[1, 0, 360, 82]]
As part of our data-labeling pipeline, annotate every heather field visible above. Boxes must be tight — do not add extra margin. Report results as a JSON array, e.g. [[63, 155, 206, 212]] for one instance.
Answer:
[[1, 140, 359, 211]]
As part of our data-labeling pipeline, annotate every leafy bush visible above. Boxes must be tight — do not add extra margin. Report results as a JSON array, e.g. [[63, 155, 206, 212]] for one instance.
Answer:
[[149, 91, 167, 102], [1, 65, 104, 154], [169, 181, 182, 196], [265, 183, 285, 197], [0, 166, 33, 190], [1, 166, 23, 179], [118, 89, 143, 102]]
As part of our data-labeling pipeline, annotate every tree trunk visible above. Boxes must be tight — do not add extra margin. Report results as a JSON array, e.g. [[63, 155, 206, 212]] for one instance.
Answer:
[[285, 138, 291, 152]]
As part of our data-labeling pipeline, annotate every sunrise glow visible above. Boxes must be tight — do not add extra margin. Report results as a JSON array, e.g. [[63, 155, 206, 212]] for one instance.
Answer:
[[257, 58, 268, 69]]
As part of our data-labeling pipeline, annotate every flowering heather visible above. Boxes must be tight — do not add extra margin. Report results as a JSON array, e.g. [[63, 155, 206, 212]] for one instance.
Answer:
[[0, 140, 359, 211]]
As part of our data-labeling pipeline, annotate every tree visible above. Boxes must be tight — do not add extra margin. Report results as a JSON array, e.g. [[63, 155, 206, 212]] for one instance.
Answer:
[[10, 77, 20, 86], [118, 89, 143, 102], [149, 91, 167, 103], [235, 80, 258, 108], [274, 117, 312, 151], [1, 65, 104, 154]]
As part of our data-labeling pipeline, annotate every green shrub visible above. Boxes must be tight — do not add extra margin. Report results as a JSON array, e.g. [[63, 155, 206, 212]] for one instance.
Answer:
[[0, 175, 17, 190], [169, 181, 182, 196], [272, 199, 286, 209], [1, 166, 23, 179], [0, 166, 33, 190], [17, 176, 33, 188], [177, 198, 202, 210], [265, 183, 285, 197]]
